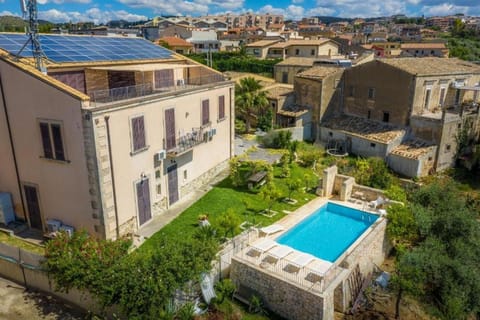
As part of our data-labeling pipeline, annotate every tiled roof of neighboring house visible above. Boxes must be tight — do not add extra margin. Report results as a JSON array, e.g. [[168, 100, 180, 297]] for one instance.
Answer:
[[245, 40, 280, 47], [400, 43, 447, 49], [270, 39, 332, 49], [265, 85, 294, 99], [268, 24, 284, 29], [158, 37, 193, 47], [275, 57, 318, 66], [390, 139, 436, 160], [277, 105, 309, 117], [296, 66, 344, 79], [379, 57, 480, 75], [322, 114, 405, 144]]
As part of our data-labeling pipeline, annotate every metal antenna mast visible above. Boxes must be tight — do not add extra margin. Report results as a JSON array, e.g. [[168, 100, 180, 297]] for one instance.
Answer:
[[16, 0, 46, 73]]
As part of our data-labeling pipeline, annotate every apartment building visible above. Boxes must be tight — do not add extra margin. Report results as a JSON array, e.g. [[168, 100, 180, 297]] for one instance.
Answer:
[[246, 39, 339, 60], [319, 58, 480, 177], [0, 34, 234, 239]]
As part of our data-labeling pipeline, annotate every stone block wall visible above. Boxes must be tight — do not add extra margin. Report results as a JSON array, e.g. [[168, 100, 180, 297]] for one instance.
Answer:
[[85, 69, 108, 96], [322, 165, 338, 197], [231, 259, 326, 320]]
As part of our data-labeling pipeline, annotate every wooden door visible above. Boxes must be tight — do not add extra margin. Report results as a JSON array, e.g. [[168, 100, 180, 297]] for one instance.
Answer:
[[136, 179, 152, 226], [24, 185, 42, 230], [167, 165, 179, 205]]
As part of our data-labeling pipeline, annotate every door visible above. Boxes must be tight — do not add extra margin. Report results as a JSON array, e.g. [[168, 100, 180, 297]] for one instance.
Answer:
[[136, 179, 152, 226], [23, 185, 42, 230], [167, 165, 179, 205], [165, 108, 176, 150]]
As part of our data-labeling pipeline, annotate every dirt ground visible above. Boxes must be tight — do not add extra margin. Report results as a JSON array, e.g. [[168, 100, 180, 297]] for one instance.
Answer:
[[0, 277, 85, 320]]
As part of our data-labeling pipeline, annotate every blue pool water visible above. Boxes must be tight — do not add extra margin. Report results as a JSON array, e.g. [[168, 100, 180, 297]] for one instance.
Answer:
[[276, 202, 378, 262]]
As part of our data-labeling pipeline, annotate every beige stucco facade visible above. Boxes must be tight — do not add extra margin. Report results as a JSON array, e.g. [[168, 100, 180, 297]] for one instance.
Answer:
[[0, 51, 234, 239]]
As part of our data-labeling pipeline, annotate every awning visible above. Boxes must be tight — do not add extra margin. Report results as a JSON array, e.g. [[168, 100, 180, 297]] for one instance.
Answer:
[[87, 63, 200, 72]]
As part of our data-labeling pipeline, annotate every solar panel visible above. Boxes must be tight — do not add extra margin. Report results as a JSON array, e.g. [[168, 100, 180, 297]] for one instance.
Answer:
[[0, 33, 173, 63]]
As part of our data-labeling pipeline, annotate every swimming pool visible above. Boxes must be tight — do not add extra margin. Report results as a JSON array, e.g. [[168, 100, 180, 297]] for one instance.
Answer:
[[276, 202, 378, 262]]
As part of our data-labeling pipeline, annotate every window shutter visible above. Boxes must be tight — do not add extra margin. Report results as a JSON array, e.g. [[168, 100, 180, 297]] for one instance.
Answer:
[[39, 122, 53, 159], [132, 116, 146, 151], [202, 99, 210, 126], [165, 108, 176, 150], [50, 124, 65, 161], [218, 95, 225, 119]]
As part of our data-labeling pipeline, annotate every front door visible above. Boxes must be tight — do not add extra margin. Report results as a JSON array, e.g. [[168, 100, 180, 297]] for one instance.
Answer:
[[167, 164, 179, 205], [136, 179, 152, 226], [23, 185, 43, 230]]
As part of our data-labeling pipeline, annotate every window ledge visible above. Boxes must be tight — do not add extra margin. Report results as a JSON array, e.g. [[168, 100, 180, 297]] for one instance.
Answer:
[[130, 145, 150, 156], [217, 117, 227, 123], [200, 122, 212, 129], [39, 156, 71, 164]]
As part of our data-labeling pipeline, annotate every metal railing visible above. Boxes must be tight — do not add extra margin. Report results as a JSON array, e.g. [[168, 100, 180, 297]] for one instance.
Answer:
[[89, 74, 226, 105], [167, 127, 209, 155]]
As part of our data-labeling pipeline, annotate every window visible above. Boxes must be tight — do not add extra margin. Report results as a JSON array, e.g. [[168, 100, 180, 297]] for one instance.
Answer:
[[454, 89, 461, 105], [295, 49, 300, 56], [370, 143, 376, 148], [383, 112, 390, 123], [439, 87, 446, 106], [131, 116, 146, 153], [424, 88, 431, 110], [156, 183, 161, 195], [218, 95, 225, 120], [446, 144, 451, 152], [183, 170, 187, 180], [202, 99, 210, 126], [367, 110, 371, 119], [282, 72, 288, 83], [368, 87, 376, 100], [311, 49, 315, 56], [39, 121, 66, 161], [349, 85, 355, 97], [329, 131, 333, 137]]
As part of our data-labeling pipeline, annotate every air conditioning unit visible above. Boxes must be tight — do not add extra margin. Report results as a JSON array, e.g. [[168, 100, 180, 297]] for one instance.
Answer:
[[211, 128, 217, 136], [46, 219, 62, 233], [156, 149, 166, 161], [59, 225, 75, 237]]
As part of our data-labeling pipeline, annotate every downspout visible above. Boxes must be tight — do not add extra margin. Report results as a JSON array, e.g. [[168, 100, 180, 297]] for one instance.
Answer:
[[104, 116, 120, 239], [0, 71, 27, 220]]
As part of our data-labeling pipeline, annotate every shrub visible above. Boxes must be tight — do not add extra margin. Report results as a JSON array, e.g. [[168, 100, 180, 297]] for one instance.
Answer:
[[298, 149, 323, 167]]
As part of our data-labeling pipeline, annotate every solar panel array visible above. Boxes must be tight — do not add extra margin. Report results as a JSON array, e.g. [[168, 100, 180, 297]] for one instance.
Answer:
[[0, 33, 173, 63]]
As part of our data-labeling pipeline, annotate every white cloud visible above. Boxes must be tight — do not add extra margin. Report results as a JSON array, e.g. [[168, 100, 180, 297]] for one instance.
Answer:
[[37, 0, 91, 3], [421, 3, 470, 16], [306, 7, 336, 16], [38, 8, 148, 23], [292, 0, 304, 4], [118, 0, 244, 15], [0, 11, 18, 16], [257, 5, 306, 20], [315, 0, 406, 18]]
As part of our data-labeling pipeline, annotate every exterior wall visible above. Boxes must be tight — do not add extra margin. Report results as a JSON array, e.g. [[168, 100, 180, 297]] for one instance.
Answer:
[[245, 47, 269, 59], [343, 61, 413, 126], [230, 259, 327, 320], [410, 116, 442, 143], [0, 61, 95, 234], [85, 69, 109, 96], [274, 64, 311, 84], [89, 83, 233, 238], [387, 148, 436, 178], [435, 117, 461, 171]]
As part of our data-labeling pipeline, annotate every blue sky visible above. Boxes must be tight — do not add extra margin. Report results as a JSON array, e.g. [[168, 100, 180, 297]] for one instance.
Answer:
[[1, 0, 479, 24]]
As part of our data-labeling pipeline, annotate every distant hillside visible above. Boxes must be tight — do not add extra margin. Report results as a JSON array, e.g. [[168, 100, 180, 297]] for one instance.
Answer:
[[0, 15, 26, 32]]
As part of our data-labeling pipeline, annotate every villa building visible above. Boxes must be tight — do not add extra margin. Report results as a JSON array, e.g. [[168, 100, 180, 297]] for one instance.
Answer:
[[246, 39, 339, 60], [0, 34, 234, 239]]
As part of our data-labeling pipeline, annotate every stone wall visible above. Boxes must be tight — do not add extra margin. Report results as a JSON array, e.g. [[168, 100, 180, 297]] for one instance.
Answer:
[[322, 165, 338, 197], [231, 258, 326, 320], [85, 69, 109, 96]]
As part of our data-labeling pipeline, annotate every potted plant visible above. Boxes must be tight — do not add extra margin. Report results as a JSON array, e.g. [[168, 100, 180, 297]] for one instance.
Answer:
[[198, 214, 210, 227]]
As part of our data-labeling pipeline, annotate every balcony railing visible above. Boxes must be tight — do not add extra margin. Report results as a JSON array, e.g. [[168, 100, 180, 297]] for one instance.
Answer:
[[89, 74, 226, 106], [167, 127, 210, 156]]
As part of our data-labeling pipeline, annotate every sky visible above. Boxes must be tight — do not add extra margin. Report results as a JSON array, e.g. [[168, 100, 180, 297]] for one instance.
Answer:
[[1, 0, 480, 24]]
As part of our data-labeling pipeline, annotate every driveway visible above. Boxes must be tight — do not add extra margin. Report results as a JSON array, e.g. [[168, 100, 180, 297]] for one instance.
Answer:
[[235, 134, 282, 164]]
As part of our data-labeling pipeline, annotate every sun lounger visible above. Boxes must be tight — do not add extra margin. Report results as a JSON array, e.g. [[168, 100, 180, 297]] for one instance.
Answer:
[[265, 244, 294, 261], [249, 238, 277, 255], [369, 196, 386, 209], [200, 273, 216, 304], [260, 224, 284, 236], [308, 258, 333, 277], [285, 252, 316, 270]]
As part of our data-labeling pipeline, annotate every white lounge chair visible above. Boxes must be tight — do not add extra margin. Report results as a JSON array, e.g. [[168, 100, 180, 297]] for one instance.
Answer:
[[369, 196, 386, 209], [265, 244, 294, 261], [249, 238, 277, 256], [200, 273, 216, 304], [285, 252, 316, 271], [308, 258, 333, 277], [260, 224, 284, 236]]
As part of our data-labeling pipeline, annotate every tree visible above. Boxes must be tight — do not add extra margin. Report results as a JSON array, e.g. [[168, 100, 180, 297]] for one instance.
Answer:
[[235, 77, 268, 133], [285, 178, 302, 201], [260, 183, 281, 213]]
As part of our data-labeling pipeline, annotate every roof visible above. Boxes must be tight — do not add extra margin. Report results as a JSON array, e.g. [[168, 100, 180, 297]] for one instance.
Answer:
[[265, 85, 294, 98], [296, 66, 344, 79], [400, 43, 447, 49], [322, 114, 405, 144], [378, 57, 480, 76], [158, 37, 193, 47], [270, 39, 332, 48], [275, 57, 317, 66], [245, 40, 280, 47], [390, 139, 436, 160]]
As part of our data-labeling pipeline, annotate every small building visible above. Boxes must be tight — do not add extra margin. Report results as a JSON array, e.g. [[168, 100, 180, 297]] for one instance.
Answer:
[[245, 40, 281, 59], [400, 42, 449, 58], [157, 37, 193, 55]]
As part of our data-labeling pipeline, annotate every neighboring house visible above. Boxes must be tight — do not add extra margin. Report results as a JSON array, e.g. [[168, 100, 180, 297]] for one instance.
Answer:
[[0, 34, 234, 239], [157, 37, 193, 55], [186, 30, 221, 53], [400, 42, 449, 58], [245, 40, 280, 59], [159, 24, 195, 39], [246, 39, 339, 60], [319, 57, 480, 177]]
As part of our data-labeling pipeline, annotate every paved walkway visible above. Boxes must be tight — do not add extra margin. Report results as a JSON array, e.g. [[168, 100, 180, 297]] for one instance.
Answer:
[[137, 170, 229, 239]]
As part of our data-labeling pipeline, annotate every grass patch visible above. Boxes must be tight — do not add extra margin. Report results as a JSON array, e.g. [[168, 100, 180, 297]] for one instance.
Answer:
[[139, 163, 317, 255], [0, 230, 44, 255]]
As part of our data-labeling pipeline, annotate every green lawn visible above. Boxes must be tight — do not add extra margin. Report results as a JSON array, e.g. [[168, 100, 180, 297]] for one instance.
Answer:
[[139, 163, 318, 254]]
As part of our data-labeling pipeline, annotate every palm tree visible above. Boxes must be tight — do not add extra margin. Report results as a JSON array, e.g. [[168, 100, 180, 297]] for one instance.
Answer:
[[235, 77, 269, 133]]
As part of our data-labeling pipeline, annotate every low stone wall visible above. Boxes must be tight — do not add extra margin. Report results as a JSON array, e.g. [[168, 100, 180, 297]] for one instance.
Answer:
[[351, 184, 384, 202], [231, 258, 326, 320]]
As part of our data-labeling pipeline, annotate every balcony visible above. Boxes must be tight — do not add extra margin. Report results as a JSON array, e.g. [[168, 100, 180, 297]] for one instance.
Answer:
[[167, 127, 212, 157]]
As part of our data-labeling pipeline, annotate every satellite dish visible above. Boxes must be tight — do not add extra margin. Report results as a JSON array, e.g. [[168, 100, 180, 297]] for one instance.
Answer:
[[20, 0, 27, 15]]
